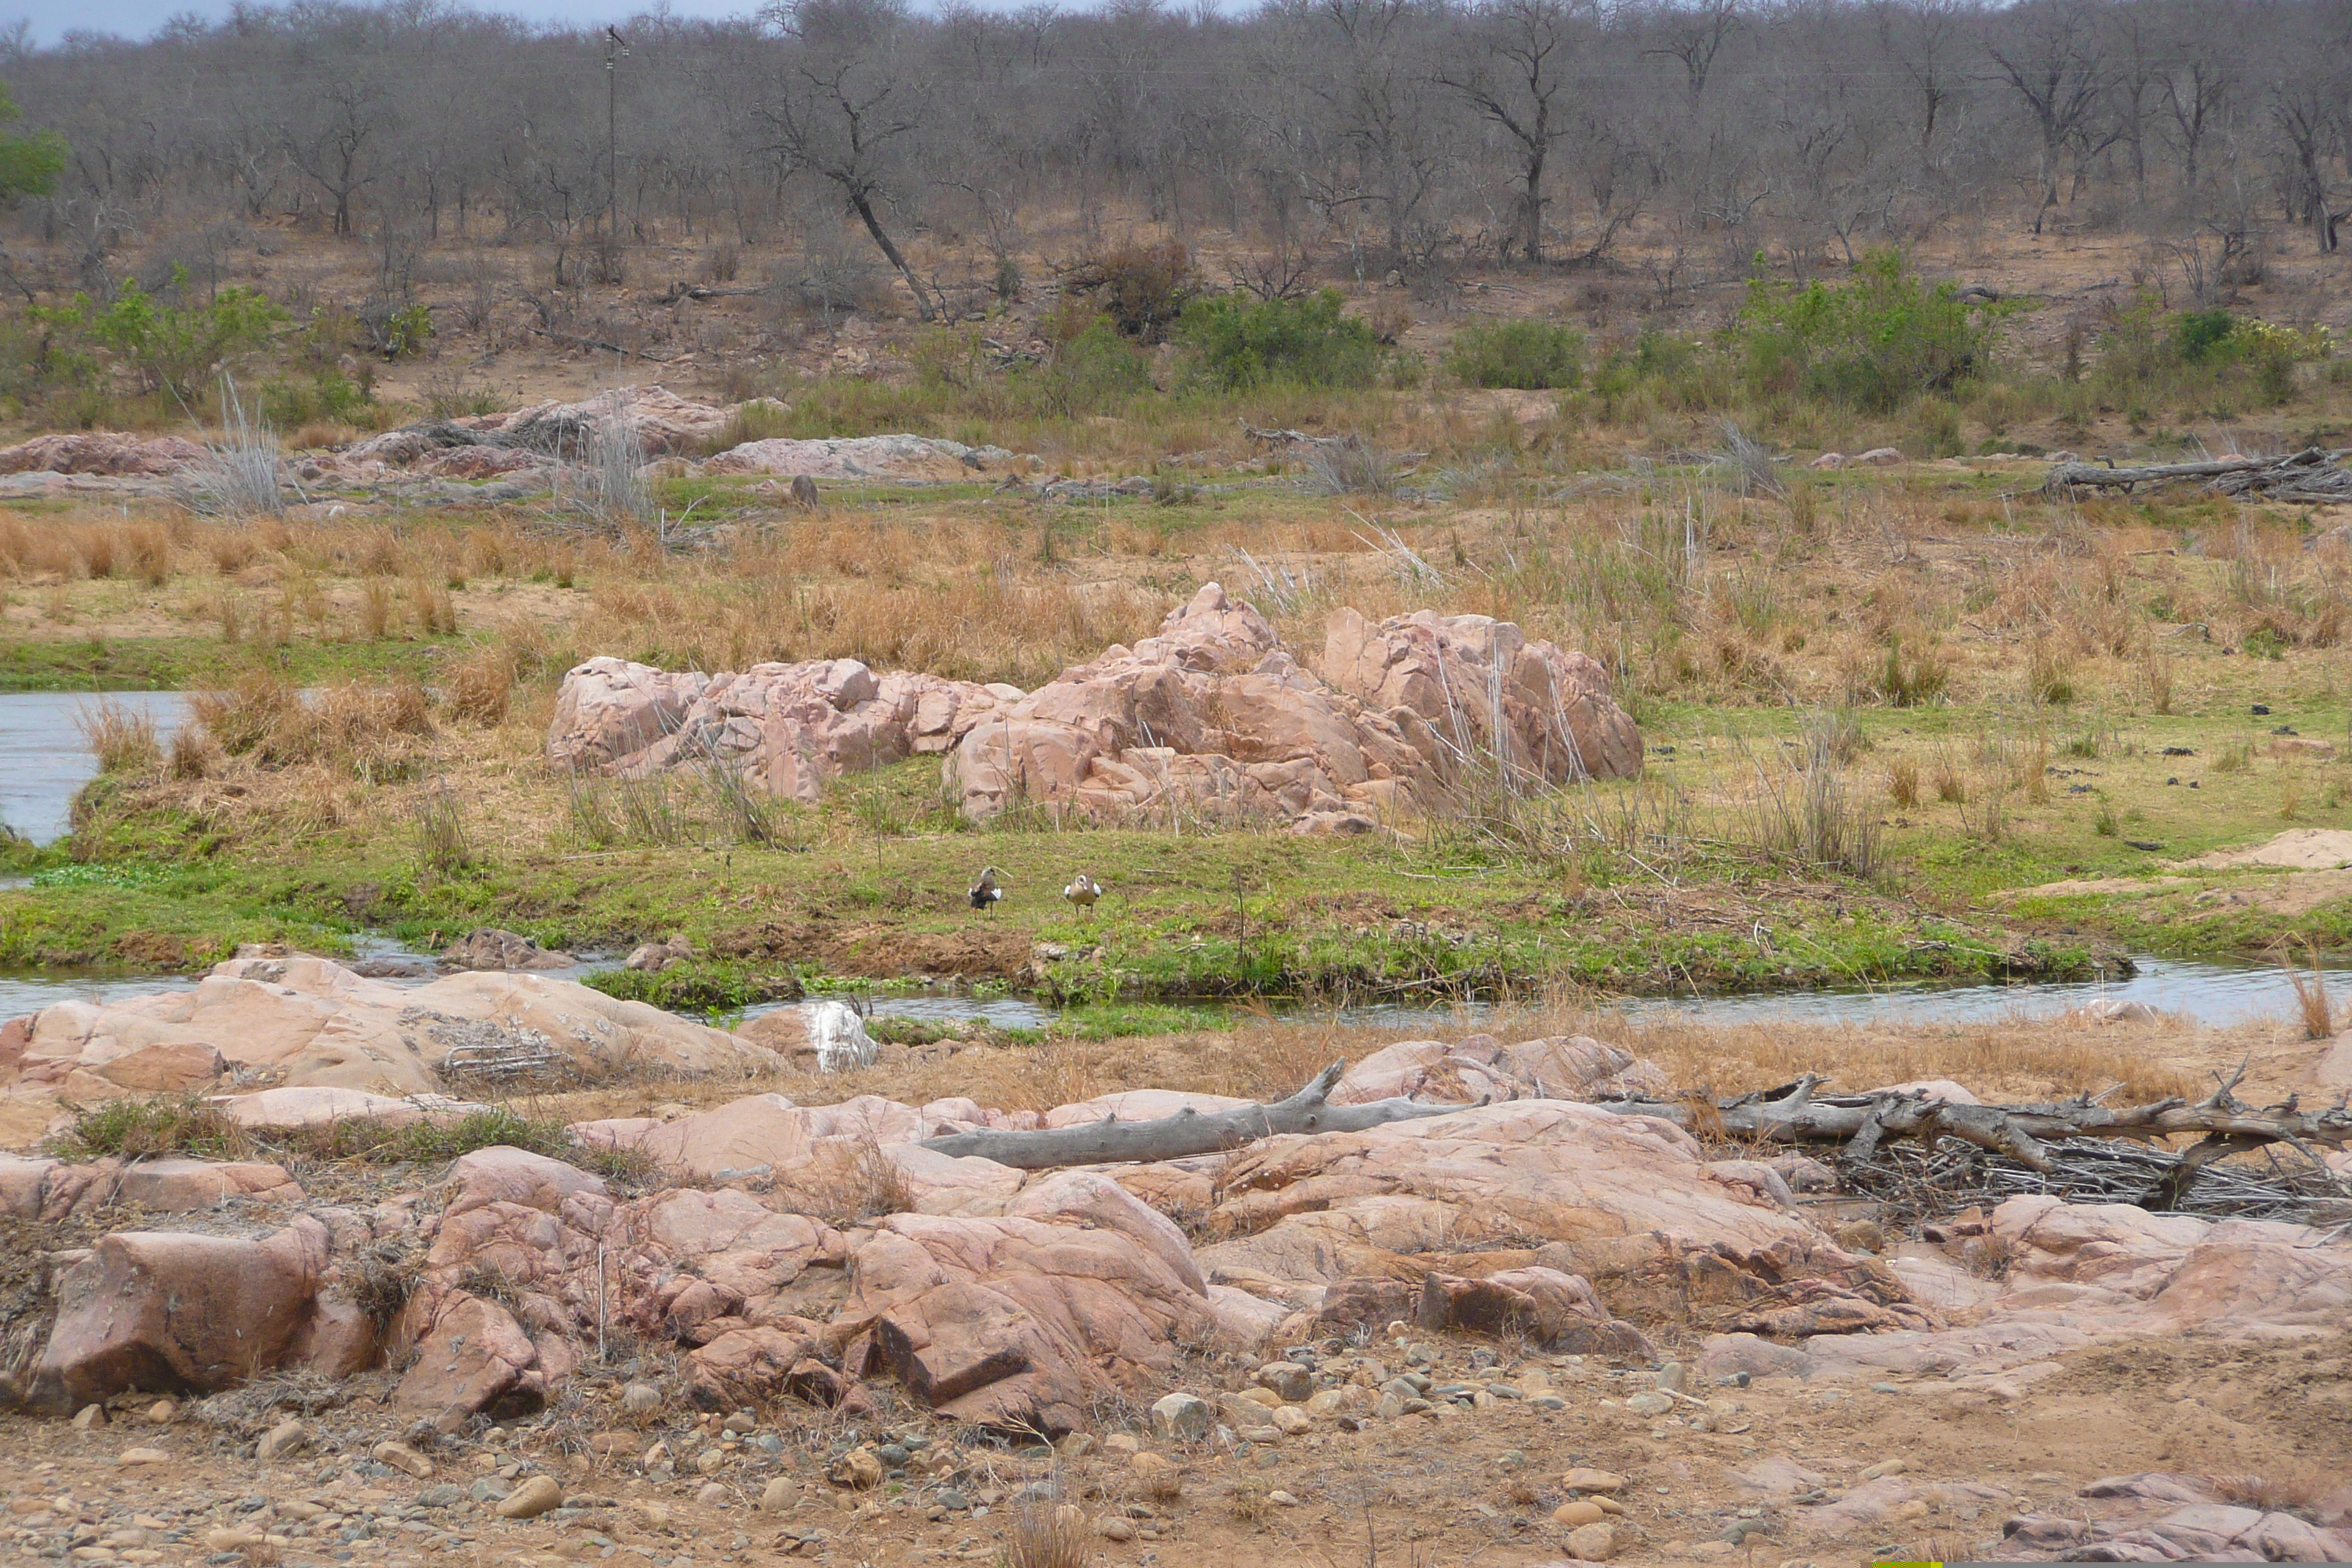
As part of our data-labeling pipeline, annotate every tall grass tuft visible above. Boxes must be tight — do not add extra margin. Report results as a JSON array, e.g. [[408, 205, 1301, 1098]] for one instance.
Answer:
[[415, 785, 472, 872], [559, 390, 655, 529], [76, 699, 160, 774], [2282, 941, 2337, 1040], [182, 377, 286, 520], [1742, 712, 1882, 877]]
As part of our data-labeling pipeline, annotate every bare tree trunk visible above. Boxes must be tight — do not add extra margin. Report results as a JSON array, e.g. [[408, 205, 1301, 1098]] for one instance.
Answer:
[[848, 187, 935, 322], [917, 1060, 1469, 1169]]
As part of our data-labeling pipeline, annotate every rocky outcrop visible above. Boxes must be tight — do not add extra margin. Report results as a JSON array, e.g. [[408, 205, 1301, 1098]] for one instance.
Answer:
[[951, 584, 1640, 826], [0, 432, 209, 476], [702, 434, 1028, 482], [1322, 606, 1644, 784], [546, 587, 1637, 826], [1999, 1472, 2352, 1561], [547, 655, 1017, 803], [29, 1219, 331, 1412], [1, 955, 781, 1104], [439, 929, 575, 972]]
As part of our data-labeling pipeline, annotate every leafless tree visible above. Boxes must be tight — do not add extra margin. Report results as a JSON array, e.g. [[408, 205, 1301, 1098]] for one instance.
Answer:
[[1439, 0, 1585, 264]]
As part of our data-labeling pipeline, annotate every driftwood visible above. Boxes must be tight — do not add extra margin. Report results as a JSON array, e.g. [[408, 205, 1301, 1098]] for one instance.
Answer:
[[2043, 447, 2352, 504], [916, 1059, 1467, 1170], [1595, 1071, 2352, 1209]]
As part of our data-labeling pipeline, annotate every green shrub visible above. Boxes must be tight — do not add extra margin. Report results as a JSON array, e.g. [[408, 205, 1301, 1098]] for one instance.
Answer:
[[30, 267, 288, 401], [2173, 309, 2237, 363], [1446, 318, 1584, 390], [2097, 295, 2329, 410], [1025, 315, 1152, 413], [1738, 249, 1995, 413], [1176, 288, 1390, 391], [261, 370, 372, 428]]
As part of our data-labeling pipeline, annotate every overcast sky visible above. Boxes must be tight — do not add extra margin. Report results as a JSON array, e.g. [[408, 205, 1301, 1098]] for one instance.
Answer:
[[4, 0, 1021, 47]]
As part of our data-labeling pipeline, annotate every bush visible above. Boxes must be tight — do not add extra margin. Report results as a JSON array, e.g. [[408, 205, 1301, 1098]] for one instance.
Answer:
[[1027, 315, 1152, 413], [2097, 295, 2330, 409], [1177, 288, 1390, 391], [1063, 241, 1197, 342], [1447, 318, 1584, 389], [31, 267, 288, 402], [1738, 249, 1995, 413]]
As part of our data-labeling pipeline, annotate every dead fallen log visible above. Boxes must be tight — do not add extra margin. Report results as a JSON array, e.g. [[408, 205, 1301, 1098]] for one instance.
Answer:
[[2043, 447, 2352, 504], [916, 1059, 1468, 1169], [1592, 1073, 2352, 1182]]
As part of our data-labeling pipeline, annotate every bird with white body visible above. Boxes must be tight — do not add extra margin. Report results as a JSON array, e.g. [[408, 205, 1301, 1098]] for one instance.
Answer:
[[1062, 873, 1102, 911]]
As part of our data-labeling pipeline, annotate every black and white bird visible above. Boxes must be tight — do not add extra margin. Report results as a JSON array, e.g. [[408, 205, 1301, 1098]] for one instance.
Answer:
[[968, 866, 1006, 911], [1062, 873, 1102, 911]]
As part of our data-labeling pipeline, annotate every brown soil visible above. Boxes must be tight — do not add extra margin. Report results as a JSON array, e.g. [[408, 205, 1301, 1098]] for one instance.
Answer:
[[1, 1328, 2342, 1568]]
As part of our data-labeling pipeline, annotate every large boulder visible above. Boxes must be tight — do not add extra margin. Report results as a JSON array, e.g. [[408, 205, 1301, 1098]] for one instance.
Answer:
[[701, 433, 1028, 482], [1197, 1099, 1866, 1321], [548, 655, 1017, 802], [1698, 1195, 2352, 1387], [951, 583, 1432, 826], [29, 1219, 330, 1411], [949, 584, 1637, 826], [0, 432, 208, 477], [1322, 606, 1643, 783], [2, 956, 781, 1105], [837, 1171, 1214, 1433]]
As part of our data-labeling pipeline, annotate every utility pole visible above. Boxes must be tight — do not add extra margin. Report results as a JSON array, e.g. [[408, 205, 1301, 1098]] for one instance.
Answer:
[[604, 26, 629, 248]]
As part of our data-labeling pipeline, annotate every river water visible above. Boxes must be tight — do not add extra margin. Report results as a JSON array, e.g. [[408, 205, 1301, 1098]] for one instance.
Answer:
[[0, 691, 193, 847]]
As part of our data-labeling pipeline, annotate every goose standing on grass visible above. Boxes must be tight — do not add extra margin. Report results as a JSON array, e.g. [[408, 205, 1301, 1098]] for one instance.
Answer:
[[1063, 873, 1102, 912], [969, 866, 1006, 911]]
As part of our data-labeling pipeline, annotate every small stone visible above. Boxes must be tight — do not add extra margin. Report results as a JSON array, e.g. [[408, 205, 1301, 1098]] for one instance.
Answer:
[[832, 1447, 884, 1490], [1104, 1433, 1139, 1455], [620, 1383, 663, 1419], [1270, 1406, 1313, 1436], [418, 1486, 465, 1509], [1553, 1500, 1606, 1528], [1560, 1469, 1627, 1493], [1872, 1382, 1902, 1395], [497, 1476, 565, 1519], [1304, 1389, 1350, 1416], [696, 1482, 730, 1507], [143, 1401, 175, 1425], [372, 1441, 432, 1479], [1376, 1392, 1404, 1420], [1098, 1517, 1136, 1541], [1567, 1521, 1617, 1561], [116, 1449, 168, 1468], [202, 1529, 261, 1553], [1625, 1391, 1674, 1417], [876, 1441, 911, 1467], [1150, 1392, 1213, 1441], [469, 1477, 509, 1504], [1654, 1362, 1689, 1394], [1858, 1458, 1907, 1480], [759, 1478, 794, 1514], [1255, 1362, 1313, 1403], [256, 1419, 310, 1460], [937, 1488, 970, 1511], [1056, 1433, 1096, 1458], [72, 1404, 107, 1431], [696, 1448, 728, 1476], [1268, 1490, 1300, 1507]]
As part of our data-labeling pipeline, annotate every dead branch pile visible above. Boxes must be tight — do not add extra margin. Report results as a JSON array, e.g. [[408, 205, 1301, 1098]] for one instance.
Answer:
[[2043, 447, 2352, 504], [1596, 1071, 2352, 1213], [1836, 1137, 2352, 1229]]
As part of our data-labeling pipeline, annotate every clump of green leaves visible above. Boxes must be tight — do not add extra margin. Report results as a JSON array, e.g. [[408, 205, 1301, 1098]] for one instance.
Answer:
[[1738, 249, 1996, 413], [1446, 317, 1584, 390], [31, 267, 289, 402], [59, 1095, 249, 1160], [1177, 287, 1394, 391]]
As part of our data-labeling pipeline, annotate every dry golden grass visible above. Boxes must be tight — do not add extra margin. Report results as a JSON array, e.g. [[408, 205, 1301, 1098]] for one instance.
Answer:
[[75, 699, 161, 774]]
